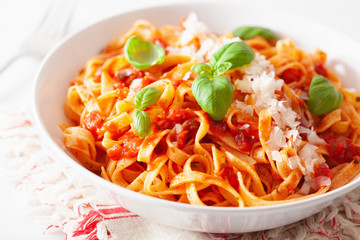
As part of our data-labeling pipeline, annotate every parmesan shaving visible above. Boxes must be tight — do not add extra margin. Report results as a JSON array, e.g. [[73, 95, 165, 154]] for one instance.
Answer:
[[234, 78, 252, 93], [183, 71, 192, 80], [299, 126, 326, 145], [317, 176, 331, 187], [271, 151, 282, 162], [299, 143, 320, 173], [180, 12, 209, 46], [235, 101, 254, 116], [267, 126, 286, 151], [288, 156, 299, 169], [241, 53, 274, 75], [252, 71, 280, 109], [175, 124, 183, 134], [129, 78, 143, 94], [300, 177, 311, 195], [177, 13, 325, 177], [166, 46, 197, 57]]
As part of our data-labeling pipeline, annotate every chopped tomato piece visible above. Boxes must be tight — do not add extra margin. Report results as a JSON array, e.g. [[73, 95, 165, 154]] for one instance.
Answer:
[[314, 164, 333, 179], [219, 165, 239, 190], [210, 119, 259, 152], [81, 111, 103, 138], [167, 107, 196, 122], [209, 119, 228, 135], [314, 62, 328, 77], [176, 130, 189, 149], [172, 79, 185, 88], [107, 132, 143, 160], [323, 135, 360, 163], [233, 123, 259, 152], [114, 69, 145, 86]]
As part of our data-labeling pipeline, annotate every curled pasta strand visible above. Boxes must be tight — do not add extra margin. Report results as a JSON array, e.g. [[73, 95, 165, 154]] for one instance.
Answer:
[[63, 127, 103, 171]]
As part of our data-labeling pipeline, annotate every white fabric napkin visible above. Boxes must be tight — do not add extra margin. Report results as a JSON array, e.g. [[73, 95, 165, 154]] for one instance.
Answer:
[[1, 106, 360, 240]]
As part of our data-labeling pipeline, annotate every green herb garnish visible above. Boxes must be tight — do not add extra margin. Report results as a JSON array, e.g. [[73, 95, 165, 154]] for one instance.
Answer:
[[133, 86, 162, 111], [307, 75, 343, 115], [133, 109, 153, 139], [132, 87, 162, 138], [233, 26, 278, 40], [191, 41, 255, 120], [124, 36, 165, 70]]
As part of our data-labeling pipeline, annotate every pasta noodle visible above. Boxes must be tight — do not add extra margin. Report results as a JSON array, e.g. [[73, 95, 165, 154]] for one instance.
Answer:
[[63, 13, 360, 207]]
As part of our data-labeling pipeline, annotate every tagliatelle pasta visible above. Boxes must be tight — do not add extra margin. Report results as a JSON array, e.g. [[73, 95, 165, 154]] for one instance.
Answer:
[[63, 13, 360, 207]]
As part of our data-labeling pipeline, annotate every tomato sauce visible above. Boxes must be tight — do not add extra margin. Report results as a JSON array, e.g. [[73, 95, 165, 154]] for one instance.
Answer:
[[107, 132, 143, 160], [172, 79, 185, 88], [112, 69, 157, 99], [314, 62, 328, 78], [167, 107, 196, 122], [176, 118, 199, 149], [209, 119, 228, 136], [152, 107, 199, 149], [323, 135, 360, 163], [218, 165, 239, 190], [314, 164, 333, 179], [209, 119, 259, 152], [81, 111, 104, 138], [233, 122, 259, 152], [114, 69, 145, 86]]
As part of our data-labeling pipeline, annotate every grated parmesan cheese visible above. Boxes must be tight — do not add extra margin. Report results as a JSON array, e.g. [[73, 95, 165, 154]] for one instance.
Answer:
[[183, 71, 192, 80], [300, 175, 312, 194], [317, 176, 332, 187], [175, 124, 183, 134], [175, 13, 326, 178], [180, 12, 210, 46], [241, 53, 274, 75], [298, 143, 321, 173], [267, 126, 286, 151], [271, 151, 282, 162], [166, 46, 197, 57], [288, 156, 299, 169], [234, 78, 253, 93], [235, 100, 254, 116], [235, 53, 274, 94], [129, 78, 143, 94], [299, 126, 326, 145]]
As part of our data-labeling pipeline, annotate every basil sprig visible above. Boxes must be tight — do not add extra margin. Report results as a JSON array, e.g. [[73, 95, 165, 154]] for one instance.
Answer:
[[233, 26, 278, 40], [191, 42, 255, 121], [133, 87, 161, 138], [124, 36, 165, 70], [209, 42, 255, 73], [133, 109, 152, 139], [192, 75, 234, 121], [133, 87, 162, 111], [307, 75, 343, 115]]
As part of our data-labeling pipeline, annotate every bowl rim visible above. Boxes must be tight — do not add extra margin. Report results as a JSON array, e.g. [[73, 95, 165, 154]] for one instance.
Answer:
[[32, 1, 360, 214]]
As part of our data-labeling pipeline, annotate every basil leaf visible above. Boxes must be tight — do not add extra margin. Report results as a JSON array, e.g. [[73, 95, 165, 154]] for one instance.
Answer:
[[307, 75, 343, 115], [233, 26, 278, 40], [124, 36, 165, 70], [191, 63, 213, 79], [133, 109, 152, 139], [213, 62, 232, 77], [192, 75, 234, 121], [209, 42, 255, 73], [133, 87, 162, 111]]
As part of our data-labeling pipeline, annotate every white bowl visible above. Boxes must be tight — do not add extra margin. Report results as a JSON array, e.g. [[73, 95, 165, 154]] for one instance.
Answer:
[[33, 2, 360, 233]]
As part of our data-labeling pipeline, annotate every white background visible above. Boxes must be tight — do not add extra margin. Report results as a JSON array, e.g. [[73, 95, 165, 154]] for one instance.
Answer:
[[0, 0, 360, 239]]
